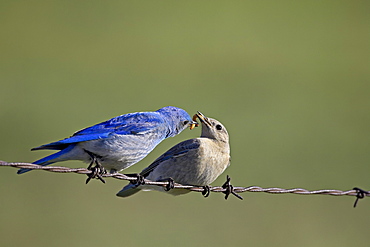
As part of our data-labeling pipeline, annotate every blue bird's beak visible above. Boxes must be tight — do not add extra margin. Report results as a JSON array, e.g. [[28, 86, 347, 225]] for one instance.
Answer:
[[189, 117, 199, 130]]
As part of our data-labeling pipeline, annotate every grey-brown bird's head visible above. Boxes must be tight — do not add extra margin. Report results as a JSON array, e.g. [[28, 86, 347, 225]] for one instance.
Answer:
[[195, 112, 229, 144]]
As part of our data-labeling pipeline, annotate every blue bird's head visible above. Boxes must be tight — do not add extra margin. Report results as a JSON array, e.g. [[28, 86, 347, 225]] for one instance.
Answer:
[[156, 106, 198, 137]]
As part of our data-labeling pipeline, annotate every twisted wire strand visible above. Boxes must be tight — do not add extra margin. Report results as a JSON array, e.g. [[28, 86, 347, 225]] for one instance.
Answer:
[[1, 160, 368, 199]]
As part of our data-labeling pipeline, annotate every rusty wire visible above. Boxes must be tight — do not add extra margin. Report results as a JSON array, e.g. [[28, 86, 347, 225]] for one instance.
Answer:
[[1, 160, 369, 205]]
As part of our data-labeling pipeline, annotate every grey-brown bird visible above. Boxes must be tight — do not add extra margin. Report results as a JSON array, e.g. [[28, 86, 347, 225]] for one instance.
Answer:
[[116, 111, 230, 197]]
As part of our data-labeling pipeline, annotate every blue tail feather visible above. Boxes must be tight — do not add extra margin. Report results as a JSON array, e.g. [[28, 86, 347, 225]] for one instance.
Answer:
[[18, 145, 75, 174]]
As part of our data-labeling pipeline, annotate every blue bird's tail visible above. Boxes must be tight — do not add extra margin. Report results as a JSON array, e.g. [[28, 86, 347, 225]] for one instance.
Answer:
[[116, 183, 141, 198], [17, 145, 76, 174]]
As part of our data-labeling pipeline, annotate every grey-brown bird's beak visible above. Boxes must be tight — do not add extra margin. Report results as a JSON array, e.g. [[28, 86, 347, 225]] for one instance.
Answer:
[[195, 111, 212, 127]]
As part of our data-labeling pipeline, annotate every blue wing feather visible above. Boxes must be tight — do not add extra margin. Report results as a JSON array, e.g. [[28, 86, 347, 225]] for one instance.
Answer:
[[32, 112, 165, 151]]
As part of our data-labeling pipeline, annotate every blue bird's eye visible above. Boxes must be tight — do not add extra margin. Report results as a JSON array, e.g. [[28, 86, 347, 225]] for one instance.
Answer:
[[183, 120, 189, 125]]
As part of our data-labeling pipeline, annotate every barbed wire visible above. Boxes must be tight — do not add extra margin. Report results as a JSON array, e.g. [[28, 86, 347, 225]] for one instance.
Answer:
[[1, 160, 368, 206]]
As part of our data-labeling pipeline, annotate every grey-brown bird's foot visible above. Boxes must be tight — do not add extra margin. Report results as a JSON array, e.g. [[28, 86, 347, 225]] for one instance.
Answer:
[[202, 185, 210, 198], [84, 150, 106, 184], [222, 175, 243, 200], [125, 173, 145, 185], [161, 177, 175, 191]]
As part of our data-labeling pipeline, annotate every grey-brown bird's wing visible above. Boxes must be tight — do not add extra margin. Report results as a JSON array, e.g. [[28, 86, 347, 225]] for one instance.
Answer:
[[140, 139, 201, 177]]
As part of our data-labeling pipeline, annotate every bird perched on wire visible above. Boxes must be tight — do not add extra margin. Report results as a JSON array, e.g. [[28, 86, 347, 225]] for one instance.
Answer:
[[116, 111, 230, 197], [17, 106, 198, 183]]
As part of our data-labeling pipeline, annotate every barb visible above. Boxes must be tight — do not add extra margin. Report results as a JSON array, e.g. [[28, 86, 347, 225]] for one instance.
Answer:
[[353, 187, 369, 208], [1, 160, 369, 202]]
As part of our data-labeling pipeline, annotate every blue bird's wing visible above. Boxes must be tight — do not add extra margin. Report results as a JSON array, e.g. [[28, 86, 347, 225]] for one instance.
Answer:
[[32, 112, 165, 150], [141, 139, 201, 177]]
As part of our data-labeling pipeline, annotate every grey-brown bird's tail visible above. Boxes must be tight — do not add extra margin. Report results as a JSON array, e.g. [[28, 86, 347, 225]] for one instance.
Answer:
[[116, 183, 141, 198]]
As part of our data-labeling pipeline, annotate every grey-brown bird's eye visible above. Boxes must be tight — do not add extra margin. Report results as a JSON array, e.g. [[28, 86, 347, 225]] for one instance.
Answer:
[[216, 124, 222, 130]]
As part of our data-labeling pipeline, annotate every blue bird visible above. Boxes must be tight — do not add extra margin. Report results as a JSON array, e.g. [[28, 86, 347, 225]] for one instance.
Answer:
[[18, 106, 198, 183], [117, 111, 230, 197]]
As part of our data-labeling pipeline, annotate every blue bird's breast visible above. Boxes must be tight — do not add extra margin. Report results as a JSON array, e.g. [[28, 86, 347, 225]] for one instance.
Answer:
[[79, 130, 166, 171]]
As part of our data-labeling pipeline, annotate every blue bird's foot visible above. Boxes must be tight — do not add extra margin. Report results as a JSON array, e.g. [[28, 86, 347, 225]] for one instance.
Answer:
[[86, 165, 106, 184], [202, 185, 210, 198], [125, 173, 145, 185], [84, 150, 106, 184]]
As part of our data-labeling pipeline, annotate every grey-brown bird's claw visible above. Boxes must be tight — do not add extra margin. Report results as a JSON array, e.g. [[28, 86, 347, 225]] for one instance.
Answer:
[[202, 185, 210, 197], [126, 173, 145, 185], [164, 178, 175, 191]]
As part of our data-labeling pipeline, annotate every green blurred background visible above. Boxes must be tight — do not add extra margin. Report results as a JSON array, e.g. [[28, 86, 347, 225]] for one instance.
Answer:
[[1, 1, 369, 246]]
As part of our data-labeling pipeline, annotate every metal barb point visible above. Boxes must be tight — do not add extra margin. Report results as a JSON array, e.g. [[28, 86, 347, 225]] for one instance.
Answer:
[[222, 175, 243, 200], [353, 187, 369, 208]]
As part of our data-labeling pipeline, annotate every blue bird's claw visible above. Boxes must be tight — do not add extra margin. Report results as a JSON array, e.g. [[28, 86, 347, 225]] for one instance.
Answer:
[[84, 150, 106, 184], [86, 166, 106, 184]]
